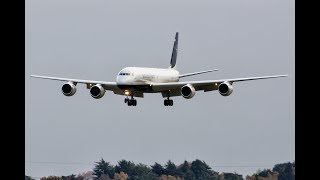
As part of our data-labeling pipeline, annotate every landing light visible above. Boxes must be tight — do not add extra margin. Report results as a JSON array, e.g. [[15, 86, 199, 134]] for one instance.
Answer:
[[124, 90, 130, 95]]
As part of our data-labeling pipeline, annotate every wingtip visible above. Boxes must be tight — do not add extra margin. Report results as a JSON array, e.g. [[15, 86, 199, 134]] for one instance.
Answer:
[[30, 75, 42, 78], [207, 69, 218, 72]]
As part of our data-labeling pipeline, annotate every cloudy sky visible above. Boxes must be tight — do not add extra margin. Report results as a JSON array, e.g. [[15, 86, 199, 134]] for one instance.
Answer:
[[26, 0, 294, 178]]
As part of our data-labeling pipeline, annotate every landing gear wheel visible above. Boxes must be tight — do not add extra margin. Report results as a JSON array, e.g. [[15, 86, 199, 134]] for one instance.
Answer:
[[127, 99, 137, 106], [164, 99, 173, 106], [124, 98, 129, 103], [169, 100, 173, 106]]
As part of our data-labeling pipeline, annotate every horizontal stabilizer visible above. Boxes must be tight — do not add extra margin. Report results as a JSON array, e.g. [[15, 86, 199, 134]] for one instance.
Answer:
[[179, 69, 218, 78]]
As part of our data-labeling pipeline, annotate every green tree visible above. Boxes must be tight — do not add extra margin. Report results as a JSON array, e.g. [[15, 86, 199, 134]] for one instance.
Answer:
[[25, 176, 35, 180], [151, 162, 165, 176], [93, 158, 115, 179], [40, 176, 62, 180], [257, 169, 272, 177], [190, 159, 215, 180], [165, 160, 177, 176], [177, 161, 195, 180], [272, 162, 295, 180], [131, 163, 157, 180], [158, 175, 182, 180], [115, 160, 136, 177], [61, 174, 76, 180], [223, 172, 244, 180]]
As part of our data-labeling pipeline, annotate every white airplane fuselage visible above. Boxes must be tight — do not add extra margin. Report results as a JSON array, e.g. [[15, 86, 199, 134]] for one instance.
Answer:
[[116, 67, 179, 87]]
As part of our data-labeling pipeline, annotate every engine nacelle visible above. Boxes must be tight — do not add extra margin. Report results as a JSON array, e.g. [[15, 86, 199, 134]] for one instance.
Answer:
[[90, 84, 105, 99], [61, 82, 77, 96], [181, 84, 196, 99], [218, 81, 233, 96]]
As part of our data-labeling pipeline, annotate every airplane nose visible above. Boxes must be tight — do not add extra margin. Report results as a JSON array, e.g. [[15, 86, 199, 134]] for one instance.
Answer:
[[116, 76, 127, 85]]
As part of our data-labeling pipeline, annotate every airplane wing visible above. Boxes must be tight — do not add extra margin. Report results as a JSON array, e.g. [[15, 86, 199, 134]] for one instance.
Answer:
[[151, 75, 288, 95], [30, 75, 122, 93], [179, 69, 218, 78], [31, 74, 287, 98]]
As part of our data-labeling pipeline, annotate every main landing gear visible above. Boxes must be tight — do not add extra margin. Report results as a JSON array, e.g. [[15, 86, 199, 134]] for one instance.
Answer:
[[125, 96, 137, 106], [164, 98, 173, 106], [164, 91, 173, 106]]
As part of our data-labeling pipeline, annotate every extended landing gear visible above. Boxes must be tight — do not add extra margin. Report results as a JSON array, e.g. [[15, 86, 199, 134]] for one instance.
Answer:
[[164, 99, 173, 106], [164, 91, 173, 106], [125, 97, 137, 106], [128, 99, 137, 106]]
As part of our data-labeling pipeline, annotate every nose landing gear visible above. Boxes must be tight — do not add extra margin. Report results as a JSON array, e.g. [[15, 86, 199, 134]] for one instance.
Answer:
[[125, 96, 137, 106]]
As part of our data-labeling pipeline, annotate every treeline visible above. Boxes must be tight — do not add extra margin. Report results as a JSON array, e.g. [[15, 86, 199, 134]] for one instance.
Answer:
[[90, 159, 243, 180], [26, 159, 295, 180], [247, 161, 295, 180]]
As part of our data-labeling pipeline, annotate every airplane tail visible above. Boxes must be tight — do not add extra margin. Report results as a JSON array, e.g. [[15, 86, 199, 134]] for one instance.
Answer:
[[169, 32, 178, 68]]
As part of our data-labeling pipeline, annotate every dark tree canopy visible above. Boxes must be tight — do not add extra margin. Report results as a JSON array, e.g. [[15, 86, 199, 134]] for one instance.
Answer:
[[93, 158, 115, 179], [176, 160, 195, 180], [130, 163, 157, 180], [165, 160, 177, 176], [151, 162, 165, 176], [190, 159, 216, 179], [37, 159, 294, 180], [25, 176, 35, 180], [257, 169, 273, 177], [272, 162, 295, 180], [115, 160, 136, 176], [223, 172, 243, 180]]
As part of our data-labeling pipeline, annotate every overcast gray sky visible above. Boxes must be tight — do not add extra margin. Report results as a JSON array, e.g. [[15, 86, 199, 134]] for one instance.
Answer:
[[26, 0, 294, 178]]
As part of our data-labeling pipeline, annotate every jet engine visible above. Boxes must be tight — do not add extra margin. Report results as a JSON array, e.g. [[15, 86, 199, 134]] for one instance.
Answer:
[[61, 82, 77, 96], [181, 84, 196, 99], [90, 84, 105, 99], [218, 81, 233, 96]]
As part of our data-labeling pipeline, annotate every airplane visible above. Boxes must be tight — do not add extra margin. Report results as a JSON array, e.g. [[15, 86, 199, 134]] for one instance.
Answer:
[[31, 32, 287, 106]]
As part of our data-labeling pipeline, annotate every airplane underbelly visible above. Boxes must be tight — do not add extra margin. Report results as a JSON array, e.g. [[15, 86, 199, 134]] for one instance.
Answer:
[[117, 84, 153, 92]]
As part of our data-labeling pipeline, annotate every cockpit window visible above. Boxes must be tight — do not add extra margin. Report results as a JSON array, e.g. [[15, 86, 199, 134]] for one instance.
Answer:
[[119, 72, 131, 76]]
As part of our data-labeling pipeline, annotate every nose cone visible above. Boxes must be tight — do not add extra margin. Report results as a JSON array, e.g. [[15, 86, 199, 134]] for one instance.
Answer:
[[116, 75, 126, 85], [117, 67, 134, 85]]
